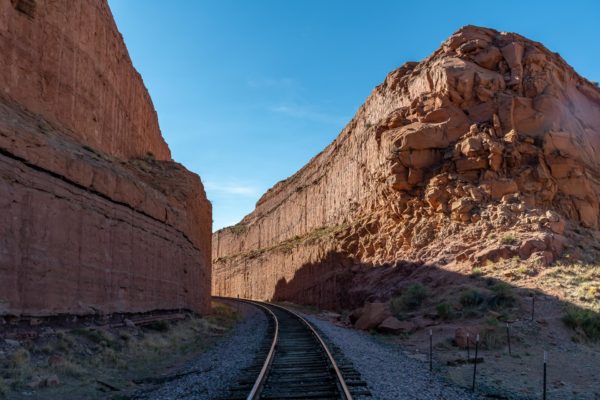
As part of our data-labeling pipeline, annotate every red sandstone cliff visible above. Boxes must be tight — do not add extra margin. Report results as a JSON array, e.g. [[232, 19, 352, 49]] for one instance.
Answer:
[[0, 0, 211, 316], [0, 0, 169, 160], [213, 26, 600, 309]]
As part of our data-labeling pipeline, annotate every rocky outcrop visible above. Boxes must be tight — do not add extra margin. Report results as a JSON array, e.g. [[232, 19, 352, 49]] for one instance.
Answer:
[[0, 0, 211, 316], [213, 26, 600, 308]]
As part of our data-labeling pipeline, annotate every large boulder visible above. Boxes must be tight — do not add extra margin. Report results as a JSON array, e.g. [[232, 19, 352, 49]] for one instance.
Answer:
[[377, 317, 416, 334], [354, 302, 392, 330]]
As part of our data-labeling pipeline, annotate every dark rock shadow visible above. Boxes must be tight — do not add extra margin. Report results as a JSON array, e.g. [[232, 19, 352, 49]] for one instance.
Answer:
[[271, 250, 600, 338]]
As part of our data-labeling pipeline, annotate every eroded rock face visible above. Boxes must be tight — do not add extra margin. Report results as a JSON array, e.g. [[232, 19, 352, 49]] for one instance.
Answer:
[[213, 25, 600, 309], [0, 0, 211, 316]]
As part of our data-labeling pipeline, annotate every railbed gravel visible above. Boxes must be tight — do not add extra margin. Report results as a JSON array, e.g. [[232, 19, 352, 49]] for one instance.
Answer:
[[134, 300, 266, 400], [304, 313, 482, 400]]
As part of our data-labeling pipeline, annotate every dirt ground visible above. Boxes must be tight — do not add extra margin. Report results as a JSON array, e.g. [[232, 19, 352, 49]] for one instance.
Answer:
[[394, 295, 600, 399], [297, 256, 600, 399], [0, 302, 239, 400]]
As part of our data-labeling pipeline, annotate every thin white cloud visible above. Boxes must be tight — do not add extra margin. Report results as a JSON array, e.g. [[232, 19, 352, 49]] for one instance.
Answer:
[[205, 181, 259, 197], [269, 104, 347, 125]]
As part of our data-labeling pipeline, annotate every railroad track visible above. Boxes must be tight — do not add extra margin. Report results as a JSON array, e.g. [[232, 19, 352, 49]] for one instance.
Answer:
[[220, 298, 370, 400]]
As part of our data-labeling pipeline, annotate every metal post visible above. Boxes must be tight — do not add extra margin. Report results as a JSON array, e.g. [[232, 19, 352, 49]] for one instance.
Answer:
[[472, 334, 479, 392], [543, 351, 547, 400], [506, 323, 512, 356], [429, 329, 433, 372], [466, 333, 470, 361]]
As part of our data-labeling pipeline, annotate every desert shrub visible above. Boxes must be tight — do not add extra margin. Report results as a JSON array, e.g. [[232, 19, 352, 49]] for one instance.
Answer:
[[74, 328, 114, 346], [470, 267, 484, 278], [481, 328, 504, 349], [563, 307, 600, 340], [436, 303, 454, 320], [460, 290, 485, 307], [489, 283, 515, 308], [501, 233, 517, 245], [390, 283, 428, 314], [4, 348, 31, 382], [53, 359, 86, 378], [53, 333, 77, 353], [119, 331, 132, 342], [9, 349, 30, 369], [485, 315, 500, 326], [145, 321, 170, 332], [102, 348, 119, 366]]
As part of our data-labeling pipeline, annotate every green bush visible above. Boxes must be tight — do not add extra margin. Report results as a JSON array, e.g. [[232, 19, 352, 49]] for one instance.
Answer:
[[488, 282, 515, 308], [391, 283, 428, 314], [436, 302, 454, 320], [563, 308, 600, 340], [460, 290, 485, 307]]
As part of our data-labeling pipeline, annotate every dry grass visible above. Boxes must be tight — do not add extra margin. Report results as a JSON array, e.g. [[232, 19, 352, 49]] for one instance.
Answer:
[[0, 303, 239, 398], [541, 262, 600, 311], [0, 377, 7, 398]]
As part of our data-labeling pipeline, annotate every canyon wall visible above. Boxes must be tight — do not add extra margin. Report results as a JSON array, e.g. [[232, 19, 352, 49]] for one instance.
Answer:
[[0, 0, 212, 316], [0, 0, 169, 160], [213, 26, 600, 307]]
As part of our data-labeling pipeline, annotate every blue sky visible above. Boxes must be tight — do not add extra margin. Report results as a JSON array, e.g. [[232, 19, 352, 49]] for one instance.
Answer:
[[108, 0, 600, 231]]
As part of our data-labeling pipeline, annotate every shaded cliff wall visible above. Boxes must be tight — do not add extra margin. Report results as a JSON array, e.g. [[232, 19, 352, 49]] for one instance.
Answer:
[[0, 0, 211, 316], [213, 26, 600, 305]]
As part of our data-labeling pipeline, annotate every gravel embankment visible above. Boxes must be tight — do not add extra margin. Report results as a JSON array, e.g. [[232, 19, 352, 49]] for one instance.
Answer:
[[136, 301, 266, 400], [304, 314, 482, 400]]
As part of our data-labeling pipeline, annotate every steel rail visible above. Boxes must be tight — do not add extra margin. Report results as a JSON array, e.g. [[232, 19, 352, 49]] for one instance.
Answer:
[[242, 300, 279, 400], [215, 297, 353, 400], [266, 302, 353, 400]]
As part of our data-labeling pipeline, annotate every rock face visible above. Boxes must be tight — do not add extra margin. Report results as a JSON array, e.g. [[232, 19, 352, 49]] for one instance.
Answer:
[[0, 0, 169, 160], [0, 0, 212, 316], [213, 26, 600, 308]]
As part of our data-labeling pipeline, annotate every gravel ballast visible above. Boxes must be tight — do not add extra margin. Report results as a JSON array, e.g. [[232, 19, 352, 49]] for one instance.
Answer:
[[135, 301, 266, 400], [304, 314, 482, 400]]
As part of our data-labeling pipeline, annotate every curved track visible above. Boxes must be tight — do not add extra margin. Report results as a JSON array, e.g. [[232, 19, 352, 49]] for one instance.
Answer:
[[219, 298, 369, 400]]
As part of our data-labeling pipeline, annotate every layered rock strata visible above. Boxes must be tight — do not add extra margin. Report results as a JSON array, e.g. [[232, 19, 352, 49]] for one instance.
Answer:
[[0, 0, 211, 316], [213, 26, 600, 308]]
